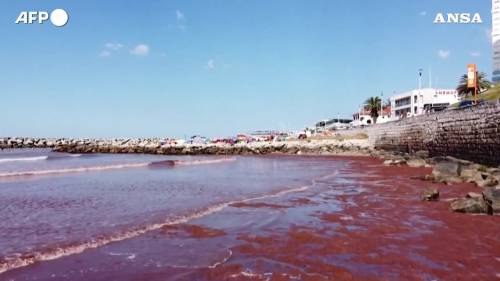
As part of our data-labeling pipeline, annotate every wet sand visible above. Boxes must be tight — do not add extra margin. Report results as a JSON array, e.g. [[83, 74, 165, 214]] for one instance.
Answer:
[[2, 156, 499, 281]]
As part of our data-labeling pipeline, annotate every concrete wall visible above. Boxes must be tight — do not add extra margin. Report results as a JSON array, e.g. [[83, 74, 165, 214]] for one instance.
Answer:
[[360, 102, 500, 166]]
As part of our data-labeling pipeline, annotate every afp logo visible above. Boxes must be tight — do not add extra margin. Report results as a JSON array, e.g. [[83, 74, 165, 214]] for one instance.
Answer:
[[15, 9, 69, 27]]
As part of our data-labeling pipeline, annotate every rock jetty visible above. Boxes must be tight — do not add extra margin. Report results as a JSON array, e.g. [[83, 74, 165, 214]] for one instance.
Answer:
[[0, 137, 372, 156]]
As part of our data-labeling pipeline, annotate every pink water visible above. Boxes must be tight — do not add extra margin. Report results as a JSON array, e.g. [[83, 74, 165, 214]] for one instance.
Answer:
[[2, 150, 499, 281], [0, 149, 341, 276]]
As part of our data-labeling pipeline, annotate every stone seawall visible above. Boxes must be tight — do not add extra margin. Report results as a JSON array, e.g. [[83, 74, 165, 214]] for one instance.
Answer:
[[361, 103, 500, 166]]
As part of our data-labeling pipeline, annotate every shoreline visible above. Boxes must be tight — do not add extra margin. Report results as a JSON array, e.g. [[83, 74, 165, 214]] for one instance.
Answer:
[[1, 138, 499, 215], [1, 143, 498, 216]]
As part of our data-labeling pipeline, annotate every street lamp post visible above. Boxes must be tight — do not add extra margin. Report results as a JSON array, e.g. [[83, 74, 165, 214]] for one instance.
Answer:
[[418, 68, 423, 91]]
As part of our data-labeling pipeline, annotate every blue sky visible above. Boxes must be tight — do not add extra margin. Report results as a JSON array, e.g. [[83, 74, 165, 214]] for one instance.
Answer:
[[0, 0, 493, 138]]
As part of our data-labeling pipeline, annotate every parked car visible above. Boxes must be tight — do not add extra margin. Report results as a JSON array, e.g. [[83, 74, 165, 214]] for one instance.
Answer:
[[456, 99, 485, 109]]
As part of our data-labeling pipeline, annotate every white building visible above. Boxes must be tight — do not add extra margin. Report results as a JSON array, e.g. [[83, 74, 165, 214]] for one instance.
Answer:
[[390, 88, 460, 119], [493, 0, 500, 83], [351, 113, 373, 127], [351, 102, 392, 127], [315, 118, 353, 131]]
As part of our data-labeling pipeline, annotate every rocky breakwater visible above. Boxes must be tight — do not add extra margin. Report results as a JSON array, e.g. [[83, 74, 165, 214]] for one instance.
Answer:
[[0, 137, 373, 156], [0, 137, 61, 149], [52, 138, 373, 155]]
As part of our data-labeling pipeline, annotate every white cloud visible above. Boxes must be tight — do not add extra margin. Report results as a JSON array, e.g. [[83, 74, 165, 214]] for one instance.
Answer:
[[206, 59, 215, 70], [99, 42, 124, 57], [419, 11, 427, 16], [130, 44, 149, 56], [176, 10, 184, 21], [105, 43, 123, 50], [470, 51, 481, 57], [99, 50, 111, 57], [438, 49, 450, 59]]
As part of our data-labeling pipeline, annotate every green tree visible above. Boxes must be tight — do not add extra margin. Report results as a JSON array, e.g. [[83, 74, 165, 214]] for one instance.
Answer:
[[456, 72, 491, 97], [365, 96, 382, 124]]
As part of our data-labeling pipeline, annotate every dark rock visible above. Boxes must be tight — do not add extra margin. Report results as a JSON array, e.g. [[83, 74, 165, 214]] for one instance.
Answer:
[[450, 198, 486, 214], [433, 158, 460, 176], [431, 157, 474, 184], [414, 150, 429, 159], [421, 187, 439, 201], [482, 186, 500, 215]]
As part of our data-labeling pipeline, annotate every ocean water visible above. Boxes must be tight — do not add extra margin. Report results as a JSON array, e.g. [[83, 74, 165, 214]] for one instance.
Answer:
[[0, 149, 342, 274]]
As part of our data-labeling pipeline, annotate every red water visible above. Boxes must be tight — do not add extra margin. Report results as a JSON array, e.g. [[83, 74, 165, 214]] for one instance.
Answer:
[[1, 156, 499, 281]]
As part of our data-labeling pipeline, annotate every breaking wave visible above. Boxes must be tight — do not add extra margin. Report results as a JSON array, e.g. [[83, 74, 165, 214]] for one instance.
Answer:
[[175, 158, 236, 165], [0, 163, 149, 178], [0, 158, 236, 178], [0, 156, 48, 163], [0, 169, 337, 274], [46, 154, 83, 160], [149, 158, 236, 167], [0, 154, 83, 164]]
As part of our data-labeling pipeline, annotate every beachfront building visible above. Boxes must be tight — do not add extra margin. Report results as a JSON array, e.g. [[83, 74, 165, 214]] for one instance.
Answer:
[[315, 118, 353, 131], [493, 0, 500, 83], [351, 105, 391, 127], [351, 113, 373, 127], [375, 106, 392, 124], [250, 130, 289, 141], [390, 88, 460, 119]]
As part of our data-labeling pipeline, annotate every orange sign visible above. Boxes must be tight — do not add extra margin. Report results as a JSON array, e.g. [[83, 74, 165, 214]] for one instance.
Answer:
[[467, 64, 477, 88]]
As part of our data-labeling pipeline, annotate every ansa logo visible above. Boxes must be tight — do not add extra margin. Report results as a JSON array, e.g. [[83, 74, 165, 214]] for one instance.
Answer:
[[433, 13, 482, 24]]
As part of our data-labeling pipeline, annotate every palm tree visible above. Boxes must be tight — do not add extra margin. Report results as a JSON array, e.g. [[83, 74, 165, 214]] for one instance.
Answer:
[[365, 97, 382, 124], [456, 72, 491, 97]]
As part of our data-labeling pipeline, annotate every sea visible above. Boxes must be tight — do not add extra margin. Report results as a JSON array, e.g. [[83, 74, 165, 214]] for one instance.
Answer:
[[0, 148, 342, 277]]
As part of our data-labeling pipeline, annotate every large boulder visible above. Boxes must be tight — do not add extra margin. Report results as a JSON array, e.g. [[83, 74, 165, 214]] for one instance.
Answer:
[[414, 150, 429, 159], [432, 157, 474, 184], [450, 197, 487, 214], [383, 156, 406, 166], [460, 167, 486, 186], [482, 186, 500, 215], [407, 158, 427, 168]]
